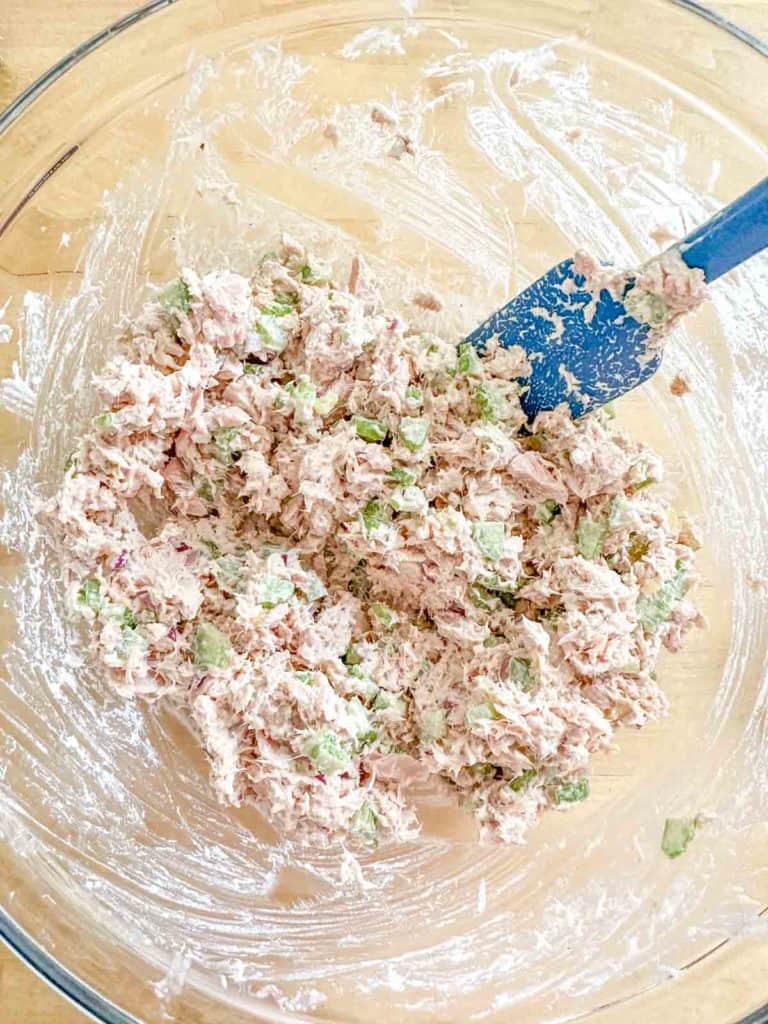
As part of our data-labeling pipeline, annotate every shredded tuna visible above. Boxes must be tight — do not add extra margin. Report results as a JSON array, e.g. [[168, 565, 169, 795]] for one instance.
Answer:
[[45, 241, 700, 846]]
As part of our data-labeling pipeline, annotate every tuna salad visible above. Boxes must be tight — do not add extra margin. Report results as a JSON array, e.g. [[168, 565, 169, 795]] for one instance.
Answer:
[[46, 238, 702, 846]]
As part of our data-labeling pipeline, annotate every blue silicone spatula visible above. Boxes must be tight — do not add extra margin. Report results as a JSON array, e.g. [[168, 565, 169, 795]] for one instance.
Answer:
[[466, 176, 768, 419]]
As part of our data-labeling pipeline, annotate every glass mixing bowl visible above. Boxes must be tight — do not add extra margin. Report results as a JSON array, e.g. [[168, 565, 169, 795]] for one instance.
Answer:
[[1, 2, 768, 1022]]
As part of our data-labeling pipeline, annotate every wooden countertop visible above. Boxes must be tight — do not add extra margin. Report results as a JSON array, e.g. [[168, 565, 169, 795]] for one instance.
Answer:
[[1, 2, 766, 1022]]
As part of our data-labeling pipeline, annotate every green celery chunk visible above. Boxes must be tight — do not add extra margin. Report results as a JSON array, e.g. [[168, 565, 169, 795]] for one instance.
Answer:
[[509, 768, 537, 793], [370, 602, 397, 630], [213, 426, 240, 465], [295, 670, 315, 686], [553, 779, 589, 804], [254, 575, 295, 608], [473, 383, 505, 421], [285, 377, 317, 424], [360, 498, 387, 534], [77, 578, 101, 612], [508, 657, 536, 692], [197, 480, 215, 503], [254, 314, 288, 352], [466, 701, 500, 725], [193, 621, 231, 669], [537, 499, 561, 525], [420, 708, 446, 744], [456, 341, 482, 376], [261, 298, 294, 316], [158, 278, 192, 314], [469, 583, 497, 612], [637, 565, 687, 633], [628, 533, 650, 563], [303, 729, 351, 774], [661, 816, 697, 859], [343, 645, 362, 667], [314, 390, 338, 416], [398, 416, 429, 452], [351, 802, 378, 841], [405, 384, 423, 405], [389, 485, 427, 514], [92, 411, 114, 429], [121, 607, 137, 630], [577, 513, 608, 559], [387, 465, 418, 486], [353, 415, 387, 442], [472, 521, 505, 561]]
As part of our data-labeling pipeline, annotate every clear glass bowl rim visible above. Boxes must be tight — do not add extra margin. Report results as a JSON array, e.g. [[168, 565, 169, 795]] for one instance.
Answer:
[[0, 2, 767, 1022]]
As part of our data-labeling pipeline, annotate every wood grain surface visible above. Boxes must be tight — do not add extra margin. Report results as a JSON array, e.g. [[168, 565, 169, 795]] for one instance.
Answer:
[[0, 2, 766, 1022]]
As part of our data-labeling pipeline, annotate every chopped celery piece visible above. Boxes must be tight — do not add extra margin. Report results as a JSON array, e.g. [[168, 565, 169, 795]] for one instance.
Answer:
[[314, 390, 338, 416], [254, 314, 288, 352], [370, 602, 397, 630], [215, 555, 243, 593], [343, 645, 362, 667], [77, 578, 101, 612], [360, 498, 387, 534], [351, 802, 378, 841], [472, 521, 505, 561], [121, 608, 137, 630], [295, 670, 315, 686], [387, 465, 418, 486], [197, 480, 215, 503], [509, 768, 537, 793], [633, 477, 655, 492], [353, 415, 387, 442], [158, 278, 192, 314], [628, 533, 650, 563], [254, 575, 295, 608], [470, 762, 496, 780], [577, 513, 608, 559], [261, 299, 294, 316], [298, 263, 314, 282], [466, 701, 500, 725], [405, 384, 423, 405], [299, 574, 326, 603], [420, 708, 446, 744], [637, 567, 687, 633], [473, 383, 504, 421], [553, 779, 589, 804], [92, 411, 114, 429], [661, 816, 697, 859], [508, 657, 536, 692], [193, 621, 231, 669], [243, 361, 259, 375], [285, 377, 317, 424], [469, 583, 497, 611], [389, 485, 427, 514], [201, 538, 222, 559], [537, 499, 560, 525], [213, 426, 240, 465], [456, 341, 482, 375], [303, 729, 350, 774], [398, 416, 429, 452]]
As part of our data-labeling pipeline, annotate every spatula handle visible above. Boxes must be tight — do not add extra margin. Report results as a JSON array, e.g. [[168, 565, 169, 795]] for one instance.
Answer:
[[678, 176, 768, 282]]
